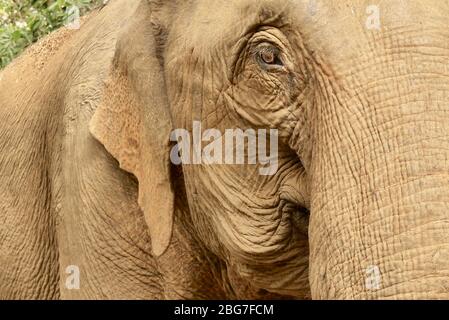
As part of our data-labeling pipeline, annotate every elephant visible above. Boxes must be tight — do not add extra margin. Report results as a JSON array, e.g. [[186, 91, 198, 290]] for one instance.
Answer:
[[1, 0, 449, 300]]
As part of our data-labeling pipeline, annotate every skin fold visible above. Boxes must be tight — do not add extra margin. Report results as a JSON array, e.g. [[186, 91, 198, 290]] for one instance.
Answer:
[[0, 0, 448, 299]]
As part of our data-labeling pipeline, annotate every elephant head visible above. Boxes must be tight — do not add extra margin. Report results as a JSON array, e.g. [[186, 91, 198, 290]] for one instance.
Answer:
[[90, 0, 449, 299]]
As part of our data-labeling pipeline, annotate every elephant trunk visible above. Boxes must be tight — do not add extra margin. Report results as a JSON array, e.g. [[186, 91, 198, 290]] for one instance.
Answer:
[[306, 60, 449, 299]]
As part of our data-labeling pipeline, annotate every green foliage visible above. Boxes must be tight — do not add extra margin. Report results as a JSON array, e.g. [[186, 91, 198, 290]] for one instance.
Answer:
[[0, 0, 103, 68]]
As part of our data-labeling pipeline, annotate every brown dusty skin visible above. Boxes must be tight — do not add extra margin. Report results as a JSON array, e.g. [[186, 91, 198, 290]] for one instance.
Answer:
[[1, 0, 449, 300]]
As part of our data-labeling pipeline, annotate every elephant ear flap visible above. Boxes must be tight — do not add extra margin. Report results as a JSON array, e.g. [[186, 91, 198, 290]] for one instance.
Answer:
[[89, 2, 174, 257]]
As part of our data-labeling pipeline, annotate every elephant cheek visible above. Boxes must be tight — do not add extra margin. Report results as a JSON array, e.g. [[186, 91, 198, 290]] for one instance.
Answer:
[[221, 228, 311, 298], [226, 258, 311, 299]]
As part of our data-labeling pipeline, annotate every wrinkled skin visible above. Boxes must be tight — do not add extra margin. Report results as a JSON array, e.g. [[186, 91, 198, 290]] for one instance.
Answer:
[[1, 0, 449, 300]]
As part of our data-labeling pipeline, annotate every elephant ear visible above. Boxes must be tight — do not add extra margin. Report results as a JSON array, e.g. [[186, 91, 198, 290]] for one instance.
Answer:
[[89, 1, 174, 257]]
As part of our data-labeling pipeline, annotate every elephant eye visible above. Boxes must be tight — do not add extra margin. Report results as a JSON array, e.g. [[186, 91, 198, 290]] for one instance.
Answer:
[[255, 43, 284, 70], [260, 50, 276, 64]]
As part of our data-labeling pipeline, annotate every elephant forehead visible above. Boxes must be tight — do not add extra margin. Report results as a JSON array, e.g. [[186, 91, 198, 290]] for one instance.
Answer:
[[166, 0, 449, 76], [297, 0, 449, 62], [167, 0, 295, 53]]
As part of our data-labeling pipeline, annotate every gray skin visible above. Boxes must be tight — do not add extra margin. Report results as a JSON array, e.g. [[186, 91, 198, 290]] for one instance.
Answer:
[[1, 0, 449, 299]]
